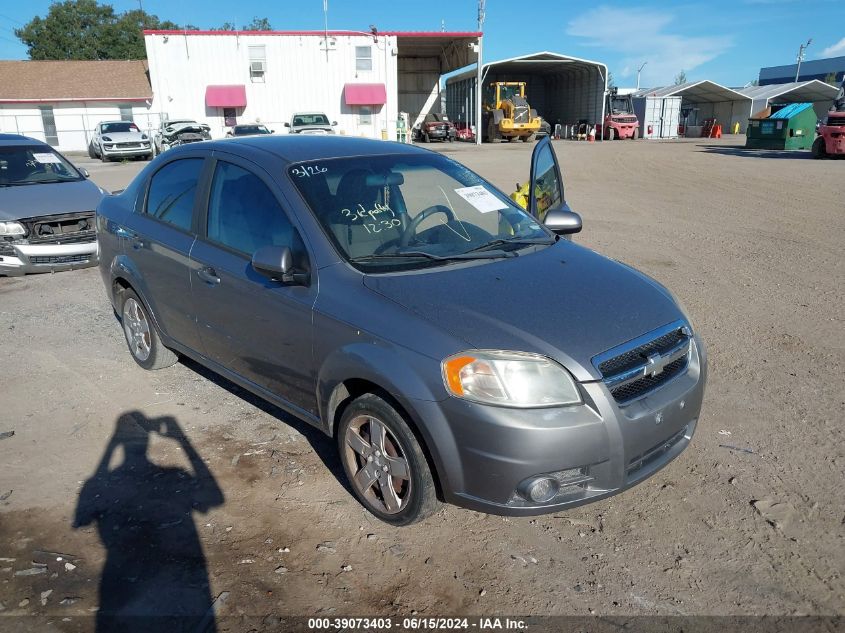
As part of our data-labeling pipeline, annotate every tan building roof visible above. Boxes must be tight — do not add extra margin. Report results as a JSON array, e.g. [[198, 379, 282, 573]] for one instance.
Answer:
[[0, 60, 151, 102]]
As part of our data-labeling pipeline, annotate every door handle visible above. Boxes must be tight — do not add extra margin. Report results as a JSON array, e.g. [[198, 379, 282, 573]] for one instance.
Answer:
[[114, 226, 135, 239], [196, 267, 221, 285]]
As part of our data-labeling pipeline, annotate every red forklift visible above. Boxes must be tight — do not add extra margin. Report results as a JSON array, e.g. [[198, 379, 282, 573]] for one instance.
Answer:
[[813, 78, 845, 158], [603, 88, 640, 140]]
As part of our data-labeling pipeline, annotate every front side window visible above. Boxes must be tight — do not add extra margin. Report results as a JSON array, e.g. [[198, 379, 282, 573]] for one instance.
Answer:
[[531, 145, 563, 221], [206, 161, 301, 257], [288, 154, 552, 271], [145, 159, 204, 231], [355, 46, 372, 71], [0, 145, 82, 186]]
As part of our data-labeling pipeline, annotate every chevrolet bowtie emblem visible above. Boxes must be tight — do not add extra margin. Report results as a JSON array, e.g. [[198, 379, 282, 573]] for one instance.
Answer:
[[644, 352, 672, 377]]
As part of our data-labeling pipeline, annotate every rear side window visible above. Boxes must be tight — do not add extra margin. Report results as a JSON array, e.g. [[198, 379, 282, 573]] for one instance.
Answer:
[[145, 159, 204, 231], [206, 161, 302, 256]]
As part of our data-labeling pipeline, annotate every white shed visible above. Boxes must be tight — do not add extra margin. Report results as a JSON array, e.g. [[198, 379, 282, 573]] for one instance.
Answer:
[[143, 29, 479, 141], [632, 92, 682, 139], [639, 81, 752, 134]]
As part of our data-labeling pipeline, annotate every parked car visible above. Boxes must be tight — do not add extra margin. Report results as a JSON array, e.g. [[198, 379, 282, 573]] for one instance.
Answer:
[[153, 120, 212, 154], [285, 112, 337, 135], [1, 134, 105, 275], [414, 113, 456, 142], [226, 124, 273, 137], [88, 121, 153, 162], [97, 135, 706, 525]]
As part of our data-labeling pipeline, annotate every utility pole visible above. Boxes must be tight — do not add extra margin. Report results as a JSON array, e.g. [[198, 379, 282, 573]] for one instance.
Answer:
[[475, 0, 485, 145], [795, 38, 812, 82], [636, 61, 647, 90]]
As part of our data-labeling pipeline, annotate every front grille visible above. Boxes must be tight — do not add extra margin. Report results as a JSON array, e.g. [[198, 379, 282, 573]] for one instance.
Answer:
[[627, 426, 688, 476], [29, 254, 91, 265], [21, 211, 95, 243], [594, 322, 692, 404], [610, 357, 687, 402], [598, 328, 687, 376], [513, 106, 529, 123], [115, 142, 143, 148]]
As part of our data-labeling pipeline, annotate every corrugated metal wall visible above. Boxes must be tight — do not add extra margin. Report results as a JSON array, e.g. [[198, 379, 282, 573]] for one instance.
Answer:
[[398, 56, 441, 128], [145, 33, 398, 139]]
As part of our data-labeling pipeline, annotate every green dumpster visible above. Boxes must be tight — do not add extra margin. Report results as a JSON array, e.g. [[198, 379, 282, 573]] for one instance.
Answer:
[[745, 102, 817, 151]]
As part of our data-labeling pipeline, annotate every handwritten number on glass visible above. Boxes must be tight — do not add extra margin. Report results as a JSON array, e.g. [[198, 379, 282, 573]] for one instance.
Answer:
[[291, 165, 328, 178]]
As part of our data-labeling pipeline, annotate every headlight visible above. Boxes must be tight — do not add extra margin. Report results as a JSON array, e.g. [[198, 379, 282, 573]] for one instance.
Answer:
[[0, 221, 26, 236], [102, 136, 112, 141], [442, 350, 581, 408], [141, 134, 148, 140]]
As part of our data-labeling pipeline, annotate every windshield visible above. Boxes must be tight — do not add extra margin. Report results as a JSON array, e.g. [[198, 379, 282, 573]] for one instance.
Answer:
[[289, 154, 552, 272], [610, 97, 633, 115], [499, 85, 521, 101], [292, 114, 330, 126], [234, 125, 270, 135], [0, 145, 82, 187], [101, 122, 139, 134]]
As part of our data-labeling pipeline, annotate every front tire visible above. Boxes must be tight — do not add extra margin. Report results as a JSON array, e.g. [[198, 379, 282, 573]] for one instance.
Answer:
[[119, 289, 178, 370], [338, 393, 440, 525], [606, 127, 616, 141], [88, 143, 96, 159], [812, 137, 827, 159]]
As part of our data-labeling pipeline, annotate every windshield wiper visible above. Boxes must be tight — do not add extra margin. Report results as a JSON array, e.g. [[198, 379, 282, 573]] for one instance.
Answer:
[[464, 236, 555, 254], [350, 250, 512, 263]]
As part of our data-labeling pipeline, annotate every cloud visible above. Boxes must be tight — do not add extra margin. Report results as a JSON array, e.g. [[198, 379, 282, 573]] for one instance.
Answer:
[[566, 6, 732, 87], [820, 37, 845, 58]]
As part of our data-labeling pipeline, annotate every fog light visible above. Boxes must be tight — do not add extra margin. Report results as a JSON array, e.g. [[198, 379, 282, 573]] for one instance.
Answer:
[[518, 476, 560, 503]]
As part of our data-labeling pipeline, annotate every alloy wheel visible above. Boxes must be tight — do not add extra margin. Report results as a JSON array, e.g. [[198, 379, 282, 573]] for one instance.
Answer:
[[342, 415, 412, 514], [122, 297, 152, 362]]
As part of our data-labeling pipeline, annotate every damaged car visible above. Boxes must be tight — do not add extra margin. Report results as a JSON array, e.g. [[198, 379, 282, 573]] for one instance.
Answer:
[[153, 120, 212, 154], [1, 134, 105, 275]]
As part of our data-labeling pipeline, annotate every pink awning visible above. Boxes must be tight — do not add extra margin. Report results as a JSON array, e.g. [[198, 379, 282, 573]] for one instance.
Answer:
[[344, 83, 387, 106], [205, 85, 247, 107]]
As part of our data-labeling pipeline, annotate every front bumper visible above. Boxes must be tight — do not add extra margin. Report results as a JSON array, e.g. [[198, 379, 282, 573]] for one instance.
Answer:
[[0, 240, 99, 275], [102, 143, 152, 158], [415, 336, 706, 516]]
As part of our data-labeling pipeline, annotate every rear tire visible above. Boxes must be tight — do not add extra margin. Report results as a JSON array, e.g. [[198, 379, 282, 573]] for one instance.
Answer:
[[88, 143, 96, 159], [631, 128, 639, 140], [338, 393, 440, 526], [523, 134, 536, 142], [812, 137, 827, 159], [119, 289, 178, 370]]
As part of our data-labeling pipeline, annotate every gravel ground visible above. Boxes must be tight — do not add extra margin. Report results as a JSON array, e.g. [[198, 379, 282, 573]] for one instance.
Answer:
[[0, 137, 842, 630]]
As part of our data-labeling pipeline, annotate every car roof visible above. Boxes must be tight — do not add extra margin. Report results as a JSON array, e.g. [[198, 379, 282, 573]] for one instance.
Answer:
[[206, 135, 432, 163], [0, 133, 50, 147]]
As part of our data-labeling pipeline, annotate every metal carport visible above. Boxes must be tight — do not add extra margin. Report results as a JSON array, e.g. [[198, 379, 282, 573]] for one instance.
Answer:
[[641, 81, 752, 134], [390, 32, 481, 130], [445, 51, 608, 144], [737, 80, 839, 122]]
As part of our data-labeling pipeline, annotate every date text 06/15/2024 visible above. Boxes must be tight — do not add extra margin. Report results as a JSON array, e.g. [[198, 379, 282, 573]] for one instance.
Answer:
[[307, 617, 528, 630]]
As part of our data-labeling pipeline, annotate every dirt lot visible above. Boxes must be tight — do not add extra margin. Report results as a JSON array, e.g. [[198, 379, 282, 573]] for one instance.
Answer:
[[0, 138, 843, 630]]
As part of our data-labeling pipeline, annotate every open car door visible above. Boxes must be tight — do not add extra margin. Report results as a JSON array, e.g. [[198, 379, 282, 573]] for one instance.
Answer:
[[528, 136, 582, 238]]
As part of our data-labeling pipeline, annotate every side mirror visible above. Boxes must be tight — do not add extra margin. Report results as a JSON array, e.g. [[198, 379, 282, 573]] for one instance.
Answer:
[[284, 122, 291, 128], [251, 245, 307, 284], [270, 129, 275, 133], [544, 206, 582, 236], [332, 121, 338, 126], [80, 168, 90, 178]]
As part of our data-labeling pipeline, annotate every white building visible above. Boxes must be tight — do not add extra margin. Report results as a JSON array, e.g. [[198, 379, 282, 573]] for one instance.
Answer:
[[143, 29, 480, 140], [0, 60, 157, 152]]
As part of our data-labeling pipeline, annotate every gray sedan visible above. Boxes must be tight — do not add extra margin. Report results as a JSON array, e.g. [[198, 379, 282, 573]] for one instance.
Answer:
[[1, 134, 104, 275], [96, 135, 706, 525]]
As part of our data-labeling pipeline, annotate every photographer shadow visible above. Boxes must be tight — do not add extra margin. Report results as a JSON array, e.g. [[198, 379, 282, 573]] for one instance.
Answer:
[[74, 411, 224, 633]]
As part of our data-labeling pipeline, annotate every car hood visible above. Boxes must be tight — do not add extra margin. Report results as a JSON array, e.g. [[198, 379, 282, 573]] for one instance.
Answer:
[[163, 122, 209, 136], [0, 179, 105, 220], [362, 241, 684, 381], [101, 131, 144, 142]]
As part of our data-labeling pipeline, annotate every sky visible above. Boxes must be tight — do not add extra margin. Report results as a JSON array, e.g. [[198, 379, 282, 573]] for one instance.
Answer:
[[0, 0, 843, 88]]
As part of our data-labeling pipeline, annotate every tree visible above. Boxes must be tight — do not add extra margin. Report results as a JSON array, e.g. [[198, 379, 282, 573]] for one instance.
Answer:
[[243, 17, 272, 31], [674, 69, 687, 85], [212, 22, 237, 31], [747, 79, 759, 87], [15, 0, 181, 60], [824, 72, 838, 86]]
